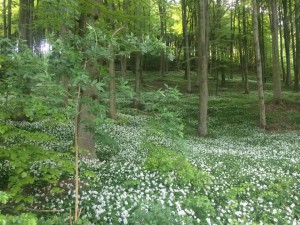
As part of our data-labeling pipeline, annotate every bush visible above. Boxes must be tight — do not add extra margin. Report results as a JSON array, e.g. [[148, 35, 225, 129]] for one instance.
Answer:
[[129, 201, 194, 225], [144, 144, 210, 189]]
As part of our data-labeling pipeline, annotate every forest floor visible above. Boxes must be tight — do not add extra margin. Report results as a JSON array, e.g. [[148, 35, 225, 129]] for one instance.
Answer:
[[2, 71, 300, 224]]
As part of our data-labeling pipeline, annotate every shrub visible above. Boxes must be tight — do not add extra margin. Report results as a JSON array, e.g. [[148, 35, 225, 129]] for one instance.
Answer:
[[144, 144, 210, 189], [129, 201, 194, 225]]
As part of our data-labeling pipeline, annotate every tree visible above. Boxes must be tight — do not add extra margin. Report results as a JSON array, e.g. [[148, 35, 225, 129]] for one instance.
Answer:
[[282, 0, 291, 85], [295, 0, 300, 91], [269, 0, 282, 103], [182, 0, 192, 92], [242, 0, 249, 94], [19, 0, 34, 48], [253, 0, 266, 129], [197, 0, 209, 136], [158, 0, 167, 77]]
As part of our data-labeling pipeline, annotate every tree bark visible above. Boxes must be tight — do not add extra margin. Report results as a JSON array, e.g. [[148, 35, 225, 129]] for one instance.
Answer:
[[269, 0, 282, 103], [295, 0, 300, 91], [279, 7, 286, 83], [282, 0, 291, 85], [109, 53, 117, 119], [182, 0, 192, 92], [3, 0, 7, 37], [158, 0, 166, 77], [253, 0, 266, 129], [243, 2, 249, 94], [7, 0, 11, 37], [197, 0, 209, 136], [134, 52, 142, 109], [19, 0, 34, 48]]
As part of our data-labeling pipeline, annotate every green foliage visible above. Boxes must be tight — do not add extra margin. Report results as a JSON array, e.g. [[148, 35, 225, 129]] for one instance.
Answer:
[[0, 192, 38, 225], [144, 144, 210, 188], [0, 192, 8, 204], [129, 201, 194, 225], [0, 213, 37, 225], [143, 85, 184, 138], [37, 214, 91, 225], [183, 196, 216, 221], [0, 144, 73, 208]]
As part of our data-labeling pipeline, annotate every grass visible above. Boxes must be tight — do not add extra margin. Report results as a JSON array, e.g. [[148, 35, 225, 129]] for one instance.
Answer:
[[1, 70, 300, 224]]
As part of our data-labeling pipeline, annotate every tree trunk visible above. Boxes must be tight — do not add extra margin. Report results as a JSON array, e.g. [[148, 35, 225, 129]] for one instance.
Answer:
[[121, 56, 127, 78], [19, 0, 34, 48], [109, 54, 117, 119], [134, 52, 142, 108], [269, 0, 282, 103], [3, 0, 7, 37], [258, 6, 266, 84], [238, 4, 244, 81], [282, 0, 291, 85], [279, 6, 286, 83], [230, 3, 236, 79], [197, 0, 209, 136], [158, 0, 166, 77], [243, 3, 249, 94], [78, 94, 97, 159], [182, 0, 192, 92], [252, 0, 266, 129], [295, 0, 300, 91], [7, 0, 11, 37]]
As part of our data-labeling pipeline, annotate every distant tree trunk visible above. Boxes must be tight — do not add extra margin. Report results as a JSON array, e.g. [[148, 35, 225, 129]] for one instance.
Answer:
[[243, 3, 249, 94], [230, 3, 236, 79], [197, 0, 209, 136], [295, 0, 300, 91], [238, 4, 244, 81], [289, 0, 297, 88], [109, 51, 117, 119], [134, 52, 142, 108], [3, 0, 7, 37], [121, 56, 127, 78], [182, 0, 192, 92], [7, 0, 11, 37], [279, 7, 286, 82], [253, 0, 266, 129], [282, 0, 291, 85], [258, 5, 266, 84], [158, 0, 166, 77], [269, 0, 282, 103]]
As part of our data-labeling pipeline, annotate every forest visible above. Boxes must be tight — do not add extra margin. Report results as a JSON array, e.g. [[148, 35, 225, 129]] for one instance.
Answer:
[[0, 0, 300, 224]]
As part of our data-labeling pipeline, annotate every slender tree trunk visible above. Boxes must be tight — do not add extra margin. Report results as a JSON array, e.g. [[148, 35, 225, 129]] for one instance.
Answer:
[[182, 0, 192, 92], [134, 52, 142, 108], [288, 0, 298, 86], [109, 53, 117, 119], [230, 4, 235, 79], [3, 0, 7, 37], [295, 0, 300, 91], [7, 0, 11, 37], [158, 1, 166, 77], [269, 0, 282, 103], [279, 7, 286, 82], [258, 6, 266, 84], [282, 0, 291, 85], [243, 3, 249, 94], [238, 4, 244, 80], [197, 0, 209, 136], [121, 56, 127, 78], [253, 0, 266, 129]]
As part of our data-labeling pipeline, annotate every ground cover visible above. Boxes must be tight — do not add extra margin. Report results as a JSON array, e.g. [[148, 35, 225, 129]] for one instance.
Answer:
[[1, 72, 300, 224]]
